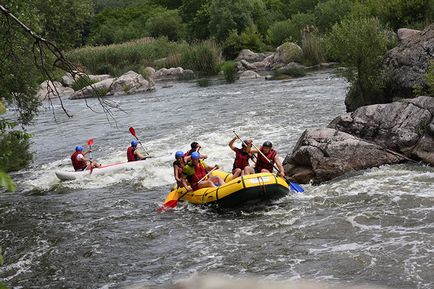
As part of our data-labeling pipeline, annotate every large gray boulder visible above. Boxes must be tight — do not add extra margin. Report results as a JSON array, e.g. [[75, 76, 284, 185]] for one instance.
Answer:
[[272, 42, 303, 69], [35, 80, 74, 100], [329, 96, 434, 164], [284, 96, 434, 183], [61, 72, 111, 87], [235, 49, 272, 63], [70, 78, 115, 99], [283, 128, 405, 184], [70, 71, 155, 99], [155, 67, 195, 81], [383, 24, 434, 98], [110, 71, 154, 96], [239, 70, 261, 80]]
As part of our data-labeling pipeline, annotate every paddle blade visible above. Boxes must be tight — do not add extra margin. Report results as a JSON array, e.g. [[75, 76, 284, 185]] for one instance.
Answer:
[[129, 127, 137, 137], [157, 190, 180, 212], [87, 139, 94, 146], [89, 163, 94, 175], [157, 200, 178, 212], [289, 181, 304, 193]]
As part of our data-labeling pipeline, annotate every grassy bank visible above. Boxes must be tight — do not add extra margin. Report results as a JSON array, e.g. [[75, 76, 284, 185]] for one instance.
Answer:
[[67, 38, 222, 77]]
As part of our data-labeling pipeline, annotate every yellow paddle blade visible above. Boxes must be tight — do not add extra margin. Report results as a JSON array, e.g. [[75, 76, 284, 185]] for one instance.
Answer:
[[163, 189, 179, 204]]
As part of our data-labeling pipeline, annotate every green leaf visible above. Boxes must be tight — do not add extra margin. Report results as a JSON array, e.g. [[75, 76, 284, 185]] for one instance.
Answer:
[[0, 100, 5, 115], [0, 171, 16, 192], [0, 246, 3, 266]]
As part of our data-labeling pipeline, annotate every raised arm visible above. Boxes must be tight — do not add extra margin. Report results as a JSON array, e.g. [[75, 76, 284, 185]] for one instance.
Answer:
[[228, 136, 237, 151]]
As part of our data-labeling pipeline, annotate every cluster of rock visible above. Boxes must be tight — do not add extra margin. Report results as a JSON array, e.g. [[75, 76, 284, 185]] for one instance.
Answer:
[[69, 71, 154, 100], [35, 66, 198, 100], [383, 24, 434, 99], [283, 96, 434, 184], [235, 42, 334, 80]]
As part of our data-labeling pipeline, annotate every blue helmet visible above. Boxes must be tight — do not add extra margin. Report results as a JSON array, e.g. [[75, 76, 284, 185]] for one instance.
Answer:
[[75, 146, 83, 152], [175, 151, 184, 159], [131, 140, 138, 147], [191, 152, 200, 159]]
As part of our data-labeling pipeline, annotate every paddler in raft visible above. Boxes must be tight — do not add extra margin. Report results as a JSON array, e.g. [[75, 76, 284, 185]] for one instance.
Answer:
[[250, 141, 285, 177], [228, 136, 255, 178], [173, 151, 187, 189], [181, 152, 225, 192], [184, 141, 208, 159], [71, 146, 101, 171], [173, 149, 207, 189], [127, 140, 149, 162]]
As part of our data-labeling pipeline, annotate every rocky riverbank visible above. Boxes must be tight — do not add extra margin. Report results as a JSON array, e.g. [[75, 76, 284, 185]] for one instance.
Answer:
[[283, 23, 433, 184], [283, 96, 434, 184]]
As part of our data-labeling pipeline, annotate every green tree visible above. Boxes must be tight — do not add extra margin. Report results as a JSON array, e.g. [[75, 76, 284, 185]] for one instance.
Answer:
[[208, 0, 256, 42], [146, 9, 186, 41], [314, 0, 353, 32], [89, 5, 161, 45], [365, 0, 433, 30], [222, 25, 266, 59], [267, 12, 315, 46], [325, 17, 397, 111], [35, 0, 93, 48], [281, 0, 321, 17]]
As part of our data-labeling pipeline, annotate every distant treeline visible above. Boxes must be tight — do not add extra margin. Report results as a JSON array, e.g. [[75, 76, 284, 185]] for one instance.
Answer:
[[84, 0, 432, 58]]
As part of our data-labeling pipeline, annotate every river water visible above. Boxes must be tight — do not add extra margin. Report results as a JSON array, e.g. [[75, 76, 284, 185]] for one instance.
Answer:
[[1, 71, 433, 289]]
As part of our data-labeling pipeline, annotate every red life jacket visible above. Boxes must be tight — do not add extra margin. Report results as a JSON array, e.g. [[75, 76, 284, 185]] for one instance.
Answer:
[[255, 146, 277, 172], [71, 151, 87, 171], [186, 161, 207, 191], [233, 147, 250, 171], [127, 146, 138, 162]]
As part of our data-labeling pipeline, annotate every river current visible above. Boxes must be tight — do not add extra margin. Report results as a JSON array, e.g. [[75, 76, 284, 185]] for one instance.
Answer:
[[0, 71, 433, 289]]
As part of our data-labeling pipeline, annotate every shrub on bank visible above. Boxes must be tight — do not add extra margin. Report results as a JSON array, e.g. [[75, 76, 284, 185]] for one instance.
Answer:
[[324, 16, 396, 111], [179, 40, 221, 76], [301, 26, 324, 66], [220, 61, 237, 83]]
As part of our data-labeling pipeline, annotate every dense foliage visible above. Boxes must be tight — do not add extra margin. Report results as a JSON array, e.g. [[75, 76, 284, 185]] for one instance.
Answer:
[[325, 16, 397, 111]]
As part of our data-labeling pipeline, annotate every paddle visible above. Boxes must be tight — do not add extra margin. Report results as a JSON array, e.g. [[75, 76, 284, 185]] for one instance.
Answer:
[[233, 131, 304, 193], [158, 166, 219, 212], [128, 127, 151, 157], [87, 138, 94, 174]]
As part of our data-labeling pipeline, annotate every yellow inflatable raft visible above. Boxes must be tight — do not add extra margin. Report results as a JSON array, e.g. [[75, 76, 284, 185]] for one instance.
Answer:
[[165, 170, 289, 208]]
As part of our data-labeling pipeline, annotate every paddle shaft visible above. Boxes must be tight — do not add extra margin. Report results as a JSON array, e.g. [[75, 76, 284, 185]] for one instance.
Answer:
[[87, 140, 94, 173], [129, 127, 151, 156]]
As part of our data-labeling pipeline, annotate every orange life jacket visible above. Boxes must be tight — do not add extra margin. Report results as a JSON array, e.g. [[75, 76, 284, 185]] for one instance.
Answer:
[[71, 151, 87, 171]]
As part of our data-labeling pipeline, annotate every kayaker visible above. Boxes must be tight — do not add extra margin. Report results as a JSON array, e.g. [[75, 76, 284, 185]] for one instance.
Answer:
[[181, 152, 224, 192], [127, 140, 148, 162], [173, 150, 187, 188], [71, 146, 101, 171], [184, 141, 208, 159], [251, 141, 285, 177], [228, 136, 254, 178]]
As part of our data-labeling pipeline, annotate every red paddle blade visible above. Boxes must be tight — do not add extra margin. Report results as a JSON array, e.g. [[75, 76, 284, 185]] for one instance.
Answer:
[[157, 200, 177, 212], [89, 163, 94, 175], [87, 139, 94, 146], [129, 127, 136, 137]]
